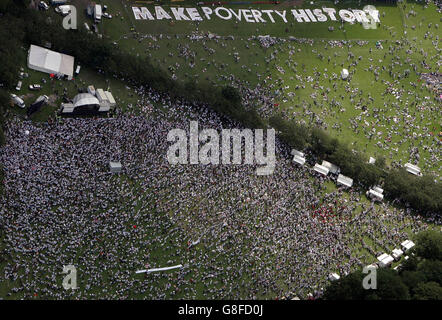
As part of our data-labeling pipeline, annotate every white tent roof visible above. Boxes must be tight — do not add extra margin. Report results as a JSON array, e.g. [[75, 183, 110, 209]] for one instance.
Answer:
[[341, 68, 349, 79], [27, 45, 74, 77], [293, 155, 306, 166], [328, 273, 340, 281], [291, 149, 304, 158], [322, 160, 340, 174], [368, 189, 384, 200], [377, 253, 389, 262], [104, 91, 116, 105], [73, 93, 100, 108], [96, 88, 108, 102], [109, 161, 122, 168], [404, 163, 422, 176], [368, 157, 376, 164], [380, 255, 394, 267], [401, 240, 415, 251], [373, 186, 383, 194], [337, 174, 353, 187], [392, 248, 404, 259], [60, 103, 74, 113], [313, 164, 329, 176]]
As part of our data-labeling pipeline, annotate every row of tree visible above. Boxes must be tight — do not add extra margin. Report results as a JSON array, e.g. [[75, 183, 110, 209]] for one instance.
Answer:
[[0, 5, 440, 214], [323, 230, 442, 300]]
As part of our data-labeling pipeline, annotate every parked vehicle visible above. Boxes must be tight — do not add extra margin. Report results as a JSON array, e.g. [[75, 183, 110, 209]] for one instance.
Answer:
[[38, 1, 49, 10], [29, 84, 42, 91], [94, 4, 102, 23], [10, 94, 25, 108], [50, 0, 67, 5], [16, 81, 22, 91]]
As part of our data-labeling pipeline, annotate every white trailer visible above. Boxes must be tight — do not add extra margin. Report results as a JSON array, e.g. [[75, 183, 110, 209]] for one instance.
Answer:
[[94, 4, 102, 23]]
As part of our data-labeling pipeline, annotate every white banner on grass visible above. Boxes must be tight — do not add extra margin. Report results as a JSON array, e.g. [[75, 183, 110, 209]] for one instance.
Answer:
[[132, 6, 380, 24], [136, 264, 183, 274]]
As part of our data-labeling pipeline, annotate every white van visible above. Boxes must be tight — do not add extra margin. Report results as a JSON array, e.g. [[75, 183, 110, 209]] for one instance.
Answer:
[[11, 94, 25, 108], [16, 81, 22, 91]]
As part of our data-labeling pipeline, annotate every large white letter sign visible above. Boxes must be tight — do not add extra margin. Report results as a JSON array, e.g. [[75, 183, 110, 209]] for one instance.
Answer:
[[275, 10, 287, 23], [305, 9, 317, 22], [132, 7, 154, 20], [291, 9, 310, 22], [186, 8, 203, 21], [251, 9, 266, 23], [155, 6, 172, 20], [352, 9, 369, 23], [201, 7, 213, 20], [261, 10, 275, 23], [313, 8, 327, 22], [242, 9, 256, 23], [215, 7, 232, 20], [323, 7, 337, 21], [171, 7, 190, 20], [339, 9, 356, 23]]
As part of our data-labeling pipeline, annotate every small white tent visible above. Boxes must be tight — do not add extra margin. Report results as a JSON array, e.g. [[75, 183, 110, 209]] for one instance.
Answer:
[[337, 174, 353, 187], [404, 163, 422, 176], [313, 163, 329, 176], [341, 68, 349, 79], [293, 155, 306, 166], [109, 161, 122, 173], [328, 273, 340, 281]]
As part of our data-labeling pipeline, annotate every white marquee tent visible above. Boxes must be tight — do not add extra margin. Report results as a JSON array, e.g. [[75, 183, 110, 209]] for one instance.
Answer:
[[313, 163, 329, 176], [337, 174, 353, 187], [341, 68, 349, 79], [392, 248, 404, 260], [401, 240, 415, 253], [322, 160, 340, 175], [404, 163, 422, 176], [293, 155, 306, 166], [27, 45, 74, 78]]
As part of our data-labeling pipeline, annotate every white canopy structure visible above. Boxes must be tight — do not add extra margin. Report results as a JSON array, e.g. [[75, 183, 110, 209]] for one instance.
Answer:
[[55, 5, 71, 16], [291, 149, 304, 158], [401, 240, 415, 253], [104, 91, 116, 107], [313, 163, 329, 176], [328, 273, 340, 281], [293, 155, 306, 166], [27, 45, 74, 78], [322, 160, 340, 175], [404, 163, 422, 176], [60, 103, 74, 113], [368, 157, 376, 164], [377, 253, 394, 267], [337, 174, 353, 187], [392, 248, 404, 261], [341, 68, 349, 79], [73, 93, 100, 108], [367, 188, 384, 201], [109, 161, 122, 173], [373, 186, 384, 194]]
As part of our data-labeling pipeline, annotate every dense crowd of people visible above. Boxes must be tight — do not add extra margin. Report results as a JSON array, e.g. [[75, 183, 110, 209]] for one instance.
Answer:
[[0, 83, 439, 299]]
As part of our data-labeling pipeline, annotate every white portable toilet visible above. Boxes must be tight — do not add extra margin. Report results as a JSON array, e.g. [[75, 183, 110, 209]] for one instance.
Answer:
[[109, 161, 122, 173]]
